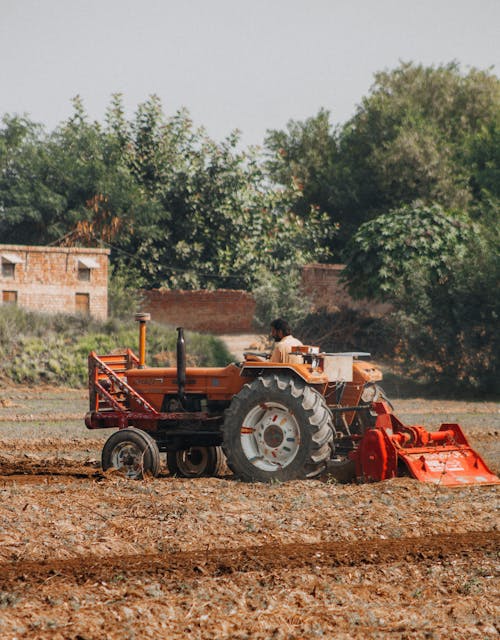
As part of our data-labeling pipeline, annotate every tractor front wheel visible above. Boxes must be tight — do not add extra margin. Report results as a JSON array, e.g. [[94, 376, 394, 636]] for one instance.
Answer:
[[223, 374, 334, 482], [101, 427, 161, 479], [167, 446, 225, 478]]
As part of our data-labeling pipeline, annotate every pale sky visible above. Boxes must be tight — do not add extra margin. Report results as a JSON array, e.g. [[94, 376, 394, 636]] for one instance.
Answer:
[[1, 0, 499, 147]]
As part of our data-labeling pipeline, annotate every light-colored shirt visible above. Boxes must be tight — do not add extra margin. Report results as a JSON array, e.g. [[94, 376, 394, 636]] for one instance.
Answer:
[[270, 334, 303, 363]]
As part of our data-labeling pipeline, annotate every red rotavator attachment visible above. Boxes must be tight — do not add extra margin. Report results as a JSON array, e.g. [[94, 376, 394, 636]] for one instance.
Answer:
[[351, 401, 500, 487]]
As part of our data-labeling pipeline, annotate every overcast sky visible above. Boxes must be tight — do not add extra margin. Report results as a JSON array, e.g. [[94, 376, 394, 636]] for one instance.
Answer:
[[1, 0, 499, 147]]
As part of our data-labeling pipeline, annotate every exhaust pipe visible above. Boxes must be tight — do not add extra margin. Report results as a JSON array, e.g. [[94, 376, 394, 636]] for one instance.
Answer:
[[134, 313, 151, 368], [176, 327, 186, 405]]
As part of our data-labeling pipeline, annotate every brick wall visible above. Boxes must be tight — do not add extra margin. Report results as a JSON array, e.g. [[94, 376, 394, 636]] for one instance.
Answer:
[[142, 289, 256, 334], [141, 265, 390, 335], [0, 245, 110, 319], [301, 263, 392, 315]]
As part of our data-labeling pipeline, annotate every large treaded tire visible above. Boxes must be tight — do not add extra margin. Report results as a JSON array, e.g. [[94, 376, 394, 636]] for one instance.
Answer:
[[102, 427, 161, 479], [222, 374, 334, 482], [167, 446, 226, 478]]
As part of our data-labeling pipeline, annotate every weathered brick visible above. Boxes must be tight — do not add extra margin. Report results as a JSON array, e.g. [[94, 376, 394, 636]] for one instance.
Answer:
[[139, 265, 388, 335], [141, 289, 256, 334], [301, 263, 392, 315], [0, 244, 109, 320]]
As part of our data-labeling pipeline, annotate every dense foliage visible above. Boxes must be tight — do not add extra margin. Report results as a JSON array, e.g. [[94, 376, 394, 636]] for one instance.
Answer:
[[343, 203, 500, 392], [0, 96, 331, 290], [342, 204, 473, 302], [265, 62, 500, 247], [264, 62, 499, 393]]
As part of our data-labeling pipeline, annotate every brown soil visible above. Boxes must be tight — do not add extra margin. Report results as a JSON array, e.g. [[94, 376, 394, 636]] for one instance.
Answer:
[[0, 530, 496, 589], [0, 386, 498, 639]]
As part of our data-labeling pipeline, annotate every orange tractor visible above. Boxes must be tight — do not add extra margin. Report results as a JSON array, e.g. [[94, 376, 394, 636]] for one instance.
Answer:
[[85, 314, 498, 486]]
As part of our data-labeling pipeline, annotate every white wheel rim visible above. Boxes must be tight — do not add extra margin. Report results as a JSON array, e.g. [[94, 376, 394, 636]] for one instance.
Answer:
[[111, 441, 144, 479], [240, 402, 301, 471], [176, 448, 209, 475]]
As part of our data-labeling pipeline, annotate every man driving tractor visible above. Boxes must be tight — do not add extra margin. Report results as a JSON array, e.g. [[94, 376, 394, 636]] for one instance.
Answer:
[[269, 318, 303, 363], [245, 318, 303, 363]]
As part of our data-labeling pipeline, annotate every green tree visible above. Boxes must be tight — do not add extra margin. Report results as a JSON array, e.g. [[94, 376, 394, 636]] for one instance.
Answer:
[[105, 96, 332, 289], [0, 99, 143, 246], [342, 203, 472, 303], [264, 62, 500, 251], [0, 114, 57, 243], [264, 109, 339, 218], [466, 115, 500, 205], [343, 203, 499, 392], [0, 96, 332, 291], [338, 62, 500, 231], [420, 228, 499, 392]]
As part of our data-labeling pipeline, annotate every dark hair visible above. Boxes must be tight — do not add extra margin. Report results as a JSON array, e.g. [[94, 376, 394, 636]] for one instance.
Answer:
[[270, 318, 291, 335]]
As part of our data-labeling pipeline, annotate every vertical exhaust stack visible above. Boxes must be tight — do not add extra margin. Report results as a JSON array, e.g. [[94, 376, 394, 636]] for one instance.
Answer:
[[176, 327, 186, 405], [134, 313, 151, 369]]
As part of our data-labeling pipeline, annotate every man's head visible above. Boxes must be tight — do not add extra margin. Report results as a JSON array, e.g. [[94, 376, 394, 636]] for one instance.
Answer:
[[270, 318, 291, 342]]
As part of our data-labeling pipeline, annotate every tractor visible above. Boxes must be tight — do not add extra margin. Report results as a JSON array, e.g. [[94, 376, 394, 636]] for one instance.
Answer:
[[85, 314, 498, 486]]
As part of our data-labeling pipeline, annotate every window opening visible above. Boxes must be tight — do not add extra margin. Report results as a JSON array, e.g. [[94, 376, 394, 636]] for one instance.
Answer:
[[2, 263, 15, 278], [1, 253, 22, 279], [77, 257, 99, 282], [78, 266, 91, 281]]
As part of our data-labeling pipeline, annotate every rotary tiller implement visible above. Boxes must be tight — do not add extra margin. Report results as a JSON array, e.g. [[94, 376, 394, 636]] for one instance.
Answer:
[[351, 401, 499, 486]]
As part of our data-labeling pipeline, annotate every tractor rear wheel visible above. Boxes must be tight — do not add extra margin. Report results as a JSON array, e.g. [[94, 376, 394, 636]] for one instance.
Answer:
[[167, 446, 225, 478], [222, 374, 334, 482], [102, 427, 161, 479]]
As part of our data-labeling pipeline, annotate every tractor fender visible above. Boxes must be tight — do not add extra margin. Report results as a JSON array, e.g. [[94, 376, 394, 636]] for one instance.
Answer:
[[239, 362, 329, 387]]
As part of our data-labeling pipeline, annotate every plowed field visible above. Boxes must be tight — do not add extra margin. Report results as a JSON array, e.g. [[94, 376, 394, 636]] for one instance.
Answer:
[[0, 385, 498, 639]]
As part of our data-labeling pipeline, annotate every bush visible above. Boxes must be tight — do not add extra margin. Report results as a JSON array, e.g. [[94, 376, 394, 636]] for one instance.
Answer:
[[394, 229, 500, 393], [342, 203, 472, 304], [107, 268, 144, 320], [0, 306, 232, 387]]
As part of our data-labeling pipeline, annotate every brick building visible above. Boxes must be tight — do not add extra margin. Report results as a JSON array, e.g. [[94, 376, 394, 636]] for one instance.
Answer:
[[0, 244, 110, 319]]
